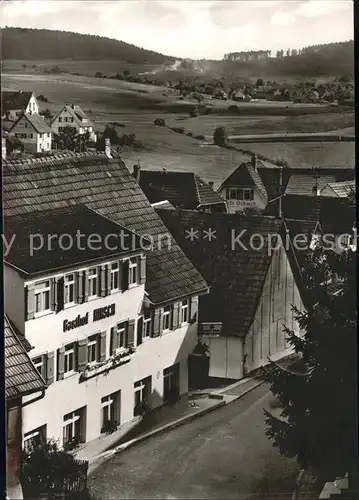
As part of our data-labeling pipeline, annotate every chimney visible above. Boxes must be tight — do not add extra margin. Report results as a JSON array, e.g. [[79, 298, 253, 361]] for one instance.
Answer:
[[105, 138, 112, 158], [251, 154, 257, 171], [133, 164, 141, 183], [208, 181, 214, 189]]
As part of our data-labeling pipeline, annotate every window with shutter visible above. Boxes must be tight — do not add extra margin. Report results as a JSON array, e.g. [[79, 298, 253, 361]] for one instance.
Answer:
[[77, 338, 88, 372], [127, 320, 135, 348], [109, 262, 120, 292], [152, 309, 161, 337], [46, 352, 54, 385], [129, 258, 138, 286], [121, 261, 129, 291], [139, 255, 146, 285], [137, 317, 143, 346], [32, 354, 47, 380], [87, 335, 99, 363], [26, 284, 36, 320], [100, 331, 107, 362], [75, 271, 84, 304], [57, 347, 65, 380], [64, 274, 75, 305]]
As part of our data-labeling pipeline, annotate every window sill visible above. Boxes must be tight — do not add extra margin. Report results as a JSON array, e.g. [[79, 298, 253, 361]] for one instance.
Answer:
[[63, 371, 77, 380], [34, 310, 53, 320]]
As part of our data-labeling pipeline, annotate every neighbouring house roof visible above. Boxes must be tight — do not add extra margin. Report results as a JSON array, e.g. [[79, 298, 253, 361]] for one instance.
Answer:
[[321, 180, 355, 198], [2, 90, 33, 115], [218, 162, 268, 202], [138, 170, 226, 209], [5, 314, 46, 400], [281, 195, 355, 234], [284, 174, 336, 196], [2, 119, 14, 133], [5, 205, 144, 276], [6, 316, 33, 351], [3, 152, 208, 304], [51, 104, 94, 129], [10, 113, 53, 134], [157, 209, 283, 337]]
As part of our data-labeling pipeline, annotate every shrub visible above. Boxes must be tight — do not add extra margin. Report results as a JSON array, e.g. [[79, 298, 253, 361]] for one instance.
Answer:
[[37, 94, 49, 103], [101, 419, 118, 434], [227, 105, 240, 114], [154, 118, 166, 126], [20, 439, 80, 496], [94, 72, 103, 78], [189, 107, 198, 117], [171, 126, 185, 134], [187, 131, 193, 137], [195, 134, 205, 140]]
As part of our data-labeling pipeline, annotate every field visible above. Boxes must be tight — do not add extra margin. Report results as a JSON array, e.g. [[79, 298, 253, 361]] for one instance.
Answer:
[[3, 69, 355, 187]]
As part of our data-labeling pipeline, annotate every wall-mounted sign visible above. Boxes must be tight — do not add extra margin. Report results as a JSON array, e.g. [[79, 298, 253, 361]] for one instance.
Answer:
[[63, 303, 116, 332], [199, 322, 223, 335], [93, 304, 116, 322], [228, 200, 255, 207]]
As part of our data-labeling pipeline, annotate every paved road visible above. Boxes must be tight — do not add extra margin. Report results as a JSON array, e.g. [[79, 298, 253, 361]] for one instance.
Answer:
[[88, 384, 299, 499]]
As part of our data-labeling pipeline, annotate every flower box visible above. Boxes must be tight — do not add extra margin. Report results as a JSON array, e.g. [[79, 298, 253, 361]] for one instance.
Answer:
[[79, 347, 135, 382]]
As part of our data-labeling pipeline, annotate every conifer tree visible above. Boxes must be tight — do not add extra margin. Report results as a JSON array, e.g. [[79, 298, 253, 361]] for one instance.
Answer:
[[263, 238, 357, 484]]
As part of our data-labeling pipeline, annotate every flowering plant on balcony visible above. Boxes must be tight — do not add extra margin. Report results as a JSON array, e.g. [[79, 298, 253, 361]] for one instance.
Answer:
[[79, 347, 136, 382]]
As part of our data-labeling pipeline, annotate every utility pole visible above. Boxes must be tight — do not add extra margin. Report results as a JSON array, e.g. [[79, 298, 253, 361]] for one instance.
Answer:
[[278, 165, 283, 218]]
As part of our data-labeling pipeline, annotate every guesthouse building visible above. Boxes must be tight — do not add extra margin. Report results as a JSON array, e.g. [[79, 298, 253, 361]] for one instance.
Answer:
[[3, 151, 208, 448]]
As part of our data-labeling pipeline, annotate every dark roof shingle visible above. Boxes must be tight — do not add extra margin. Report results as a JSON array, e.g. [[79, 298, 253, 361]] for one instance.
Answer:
[[23, 113, 53, 134], [2, 90, 33, 114], [157, 210, 282, 337], [3, 152, 208, 304], [5, 315, 46, 399], [139, 170, 226, 209], [219, 162, 268, 202], [5, 205, 144, 275]]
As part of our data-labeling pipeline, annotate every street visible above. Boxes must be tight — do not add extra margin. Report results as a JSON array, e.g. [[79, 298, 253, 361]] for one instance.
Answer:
[[88, 384, 299, 499]]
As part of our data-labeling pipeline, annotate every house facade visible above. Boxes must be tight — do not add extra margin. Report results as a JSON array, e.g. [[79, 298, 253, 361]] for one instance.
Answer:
[[217, 156, 268, 214], [2, 91, 39, 121], [8, 113, 52, 153], [5, 316, 47, 500], [4, 152, 208, 449], [157, 210, 304, 380], [51, 105, 97, 142]]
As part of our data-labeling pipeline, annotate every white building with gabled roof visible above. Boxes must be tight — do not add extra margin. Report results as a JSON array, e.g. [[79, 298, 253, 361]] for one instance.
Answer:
[[8, 113, 52, 153], [51, 104, 97, 142]]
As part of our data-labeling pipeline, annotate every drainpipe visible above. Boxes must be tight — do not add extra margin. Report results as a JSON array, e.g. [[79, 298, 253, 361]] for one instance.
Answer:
[[278, 166, 283, 218]]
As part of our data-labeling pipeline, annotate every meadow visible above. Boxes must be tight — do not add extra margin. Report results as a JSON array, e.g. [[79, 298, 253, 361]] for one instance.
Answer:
[[3, 70, 355, 187]]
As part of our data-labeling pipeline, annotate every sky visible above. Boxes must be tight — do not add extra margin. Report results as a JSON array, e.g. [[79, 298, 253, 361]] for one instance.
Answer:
[[0, 0, 354, 59]]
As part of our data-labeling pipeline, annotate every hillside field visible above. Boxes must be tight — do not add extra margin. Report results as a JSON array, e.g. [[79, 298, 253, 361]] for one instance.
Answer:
[[3, 70, 354, 187]]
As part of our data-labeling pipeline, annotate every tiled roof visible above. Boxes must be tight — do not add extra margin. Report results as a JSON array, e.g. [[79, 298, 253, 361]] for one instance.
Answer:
[[3, 152, 208, 304], [6, 316, 33, 351], [2, 91, 33, 113], [5, 314, 46, 399], [23, 113, 52, 134], [5, 205, 144, 275], [157, 209, 282, 337], [218, 162, 268, 202], [285, 174, 336, 196], [281, 195, 355, 234], [321, 180, 355, 198], [51, 105, 94, 129], [138, 170, 226, 209]]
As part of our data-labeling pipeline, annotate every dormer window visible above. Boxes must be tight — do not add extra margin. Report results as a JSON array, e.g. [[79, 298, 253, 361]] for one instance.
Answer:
[[34, 280, 51, 314]]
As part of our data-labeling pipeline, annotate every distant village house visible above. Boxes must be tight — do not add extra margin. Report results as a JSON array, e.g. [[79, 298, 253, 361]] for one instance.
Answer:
[[8, 113, 52, 153], [51, 104, 97, 142], [2, 91, 39, 121]]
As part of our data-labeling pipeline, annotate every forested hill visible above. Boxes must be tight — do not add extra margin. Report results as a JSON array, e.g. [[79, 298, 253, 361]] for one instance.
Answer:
[[1, 27, 175, 64]]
